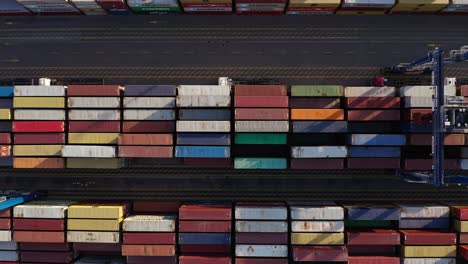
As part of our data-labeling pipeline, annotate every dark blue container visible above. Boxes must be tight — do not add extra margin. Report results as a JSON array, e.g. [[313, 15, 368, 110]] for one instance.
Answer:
[[293, 121, 347, 133], [401, 123, 432, 133], [0, 87, 13, 97], [347, 206, 400, 221], [177, 134, 231, 146], [350, 134, 406, 146], [348, 122, 400, 133], [124, 85, 176, 96], [178, 233, 231, 245], [399, 218, 449, 229], [0, 99, 12, 108], [349, 147, 401, 158], [179, 109, 231, 121]]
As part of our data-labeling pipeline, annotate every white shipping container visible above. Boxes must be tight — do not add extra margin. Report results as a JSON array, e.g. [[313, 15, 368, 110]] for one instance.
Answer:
[[291, 146, 348, 158], [69, 110, 120, 120], [291, 221, 344, 232], [400, 86, 456, 97], [13, 200, 75, 219], [402, 258, 456, 264], [123, 97, 175, 108], [62, 146, 116, 158], [67, 231, 120, 243], [235, 121, 289, 132], [344, 86, 396, 97], [176, 96, 231, 107], [236, 245, 288, 257], [0, 242, 18, 250], [14, 86, 65, 97], [341, 0, 395, 8], [178, 85, 230, 96], [235, 206, 287, 220], [176, 121, 230, 132], [0, 231, 11, 242], [68, 97, 120, 108], [398, 204, 450, 218], [14, 110, 66, 120], [127, 0, 180, 7], [404, 97, 432, 108], [123, 215, 176, 232], [0, 250, 18, 262], [443, 6, 468, 11], [235, 221, 288, 233], [290, 205, 344, 220], [123, 109, 175, 120]]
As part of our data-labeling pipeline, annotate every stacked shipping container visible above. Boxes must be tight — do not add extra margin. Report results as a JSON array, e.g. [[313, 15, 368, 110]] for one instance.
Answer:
[[337, 0, 395, 14], [0, 87, 12, 168], [180, 0, 232, 14], [441, 0, 468, 14], [235, 0, 286, 14], [454, 206, 468, 262], [234, 85, 289, 170], [95, 0, 131, 14], [127, 0, 181, 13], [0, 241, 17, 263], [286, 0, 340, 14], [389, 0, 449, 13], [70, 0, 108, 15], [13, 85, 66, 169], [347, 229, 400, 264], [0, 0, 31, 15], [16, 0, 81, 15], [0, 208, 15, 263]]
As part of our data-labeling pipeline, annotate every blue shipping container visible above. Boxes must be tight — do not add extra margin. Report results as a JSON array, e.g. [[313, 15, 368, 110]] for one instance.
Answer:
[[175, 146, 230, 158], [179, 109, 231, 121], [234, 158, 287, 169], [348, 122, 400, 133], [346, 206, 400, 221], [350, 134, 406, 146], [399, 218, 449, 229], [0, 87, 13, 97], [124, 85, 176, 96], [293, 121, 347, 133], [177, 134, 231, 146], [348, 147, 401, 158], [400, 123, 432, 133], [178, 233, 231, 245]]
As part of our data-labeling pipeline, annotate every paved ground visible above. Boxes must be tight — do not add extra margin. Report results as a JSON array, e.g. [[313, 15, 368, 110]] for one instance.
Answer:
[[0, 15, 467, 84]]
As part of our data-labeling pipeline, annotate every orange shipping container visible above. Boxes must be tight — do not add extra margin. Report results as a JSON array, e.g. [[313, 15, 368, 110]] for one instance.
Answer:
[[0, 145, 10, 157], [13, 158, 64, 169], [291, 109, 344, 120], [14, 231, 65, 243], [122, 245, 176, 256]]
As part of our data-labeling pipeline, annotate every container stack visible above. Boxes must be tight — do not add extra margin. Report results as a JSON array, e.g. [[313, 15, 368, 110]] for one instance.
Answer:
[[0, 0, 32, 15], [336, 0, 395, 14], [398, 204, 450, 230], [441, 0, 468, 14], [389, 0, 449, 14], [122, 215, 177, 264], [13, 200, 75, 264], [119, 85, 176, 163], [16, 0, 81, 15], [70, 0, 108, 15], [180, 0, 233, 14], [95, 0, 131, 14], [401, 85, 459, 171], [235, 203, 288, 264], [289, 85, 346, 170], [234, 85, 289, 170], [127, 0, 181, 13], [289, 202, 348, 263], [178, 202, 232, 264], [286, 0, 340, 14], [13, 85, 66, 169], [347, 229, 400, 264], [235, 0, 286, 14], [176, 85, 231, 168], [0, 208, 16, 263], [455, 206, 468, 261], [400, 230, 457, 264], [0, 241, 17, 264], [345, 86, 402, 169], [0, 86, 13, 168], [64, 85, 124, 169]]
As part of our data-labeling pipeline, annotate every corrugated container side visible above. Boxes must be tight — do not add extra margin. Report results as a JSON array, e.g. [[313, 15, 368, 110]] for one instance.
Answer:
[[175, 146, 230, 158], [234, 158, 287, 169], [68, 110, 120, 120], [235, 245, 288, 257], [176, 121, 230, 132], [123, 97, 176, 108], [344, 86, 396, 97], [177, 96, 231, 107], [68, 97, 120, 108], [123, 85, 177, 96], [291, 221, 344, 232], [234, 96, 288, 108], [235, 121, 288, 132], [179, 109, 230, 120], [67, 231, 120, 243], [400, 86, 456, 97], [292, 121, 347, 133], [62, 146, 116, 158], [66, 85, 121, 96], [235, 221, 288, 233], [13, 157, 64, 169], [235, 108, 289, 120], [13, 110, 65, 120], [119, 134, 173, 146], [178, 85, 231, 96], [234, 85, 287, 96], [123, 109, 175, 120], [291, 146, 347, 158], [291, 85, 343, 97], [350, 134, 406, 145], [14, 86, 65, 96]]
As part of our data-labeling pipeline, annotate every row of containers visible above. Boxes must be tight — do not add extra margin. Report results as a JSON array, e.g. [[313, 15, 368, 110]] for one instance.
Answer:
[[1, 83, 468, 170], [0, 0, 468, 16], [3, 200, 468, 263]]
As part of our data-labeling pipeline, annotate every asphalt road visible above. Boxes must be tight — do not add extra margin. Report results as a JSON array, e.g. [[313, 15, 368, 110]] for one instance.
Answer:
[[0, 15, 467, 84]]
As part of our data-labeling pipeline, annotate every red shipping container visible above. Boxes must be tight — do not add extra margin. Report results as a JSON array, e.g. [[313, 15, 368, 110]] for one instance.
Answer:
[[183, 158, 232, 168], [234, 85, 287, 96], [293, 246, 348, 262], [123, 121, 175, 133], [460, 233, 468, 244], [347, 158, 400, 169], [461, 85, 468, 96], [179, 221, 231, 233], [0, 133, 10, 144], [14, 133, 65, 144], [69, 121, 121, 133], [408, 134, 465, 145], [119, 134, 173, 146], [20, 242, 71, 252], [73, 243, 121, 252], [461, 245, 468, 260], [235, 233, 288, 244], [127, 256, 177, 264], [405, 109, 432, 124], [13, 219, 64, 231], [67, 85, 120, 96], [0, 218, 10, 229], [133, 201, 180, 213], [404, 159, 459, 170], [122, 245, 175, 256], [347, 245, 396, 255], [400, 230, 456, 245], [347, 110, 400, 121], [13, 121, 64, 133], [348, 256, 400, 264], [123, 233, 176, 245], [179, 256, 231, 264], [291, 159, 344, 170], [20, 251, 73, 263], [289, 98, 341, 109], [0, 209, 11, 218], [179, 244, 230, 254], [235, 259, 288, 264], [235, 108, 289, 120], [347, 230, 400, 245], [454, 206, 468, 220], [13, 231, 65, 243], [179, 204, 232, 220], [346, 97, 401, 109], [118, 146, 173, 158], [235, 96, 289, 108]]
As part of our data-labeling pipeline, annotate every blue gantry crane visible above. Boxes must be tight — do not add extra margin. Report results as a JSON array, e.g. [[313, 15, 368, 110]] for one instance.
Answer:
[[388, 46, 468, 186]]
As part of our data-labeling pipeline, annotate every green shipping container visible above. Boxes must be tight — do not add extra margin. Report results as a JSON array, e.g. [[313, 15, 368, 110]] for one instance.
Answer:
[[236, 133, 287, 145], [130, 7, 181, 13], [234, 158, 287, 169], [345, 220, 395, 229], [291, 85, 344, 97]]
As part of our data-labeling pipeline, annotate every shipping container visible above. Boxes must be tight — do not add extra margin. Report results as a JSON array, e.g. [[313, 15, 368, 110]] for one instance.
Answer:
[[68, 203, 129, 219], [400, 85, 455, 97], [453, 206, 468, 220], [13, 157, 64, 168], [348, 147, 400, 157], [235, 108, 289, 120], [68, 219, 122, 231], [68, 97, 120, 109], [123, 121, 174, 133], [124, 85, 176, 96], [0, 230, 11, 242], [348, 110, 400, 121], [235, 245, 288, 257], [177, 133, 230, 145], [66, 158, 125, 169], [291, 85, 343, 97], [133, 201, 180, 213], [235, 221, 287, 232], [402, 259, 456, 264], [62, 145, 116, 158], [404, 96, 432, 108], [236, 233, 288, 244], [347, 230, 400, 245], [119, 134, 173, 146], [68, 133, 119, 144], [69, 121, 121, 132], [13, 145, 62, 156], [175, 146, 230, 158], [400, 230, 456, 245], [13, 109, 65, 120], [177, 121, 230, 132], [235, 205, 287, 220], [178, 85, 230, 96], [234, 157, 287, 169], [15, 133, 64, 145], [123, 97, 176, 108], [350, 134, 406, 145], [235, 121, 288, 132], [292, 246, 348, 262], [122, 215, 176, 232], [124, 233, 176, 245], [291, 221, 344, 232], [123, 109, 175, 120], [344, 86, 396, 97], [13, 219, 64, 231], [289, 98, 341, 109], [122, 245, 176, 256], [67, 85, 121, 96], [67, 231, 120, 243], [179, 233, 231, 245], [179, 203, 232, 220], [179, 220, 231, 233], [14, 86, 65, 97], [179, 109, 230, 120], [291, 146, 347, 158], [290, 203, 344, 220], [20, 242, 71, 251], [13, 97, 65, 108], [176, 95, 231, 108], [291, 109, 344, 120], [0, 99, 13, 109], [13, 200, 74, 218], [235, 96, 288, 108], [14, 231, 65, 243], [0, 109, 10, 120], [179, 256, 231, 264], [236, 133, 286, 144], [398, 204, 449, 218], [291, 232, 344, 245], [13, 121, 64, 133], [0, 250, 18, 262], [235, 85, 287, 96], [402, 246, 456, 257], [235, 258, 288, 264], [0, 86, 13, 97], [345, 205, 400, 220], [75, 256, 126, 264], [0, 242, 17, 251], [69, 110, 120, 120], [348, 256, 400, 264]]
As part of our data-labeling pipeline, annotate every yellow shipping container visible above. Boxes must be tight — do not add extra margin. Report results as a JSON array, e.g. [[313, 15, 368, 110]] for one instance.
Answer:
[[13, 97, 65, 108], [68, 218, 122, 231], [402, 246, 456, 257], [66, 158, 125, 169], [13, 145, 62, 157], [336, 10, 386, 14], [0, 109, 10, 120], [68, 133, 119, 144], [391, 0, 448, 12], [454, 220, 468, 232], [68, 205, 126, 219], [291, 232, 344, 245]]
